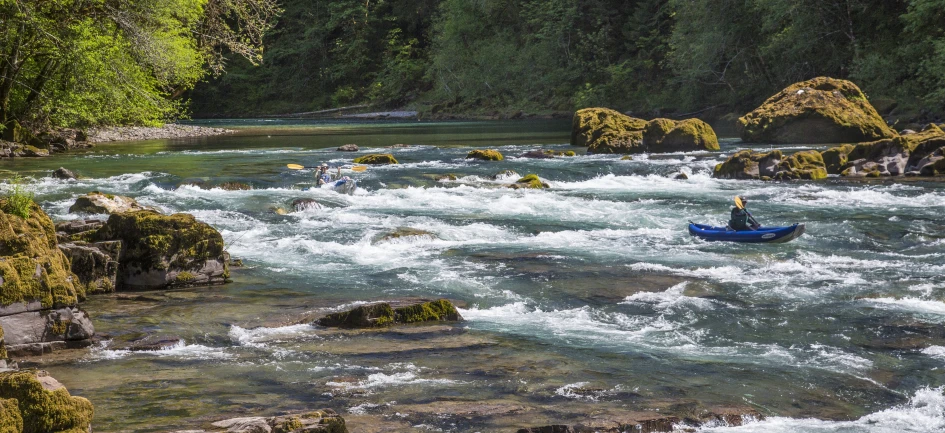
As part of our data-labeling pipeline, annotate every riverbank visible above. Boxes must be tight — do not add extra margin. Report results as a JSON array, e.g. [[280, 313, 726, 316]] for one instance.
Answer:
[[87, 124, 233, 143]]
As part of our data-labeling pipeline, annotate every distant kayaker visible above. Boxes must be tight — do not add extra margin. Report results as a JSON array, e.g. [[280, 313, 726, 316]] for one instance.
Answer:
[[316, 164, 333, 186], [729, 196, 761, 231]]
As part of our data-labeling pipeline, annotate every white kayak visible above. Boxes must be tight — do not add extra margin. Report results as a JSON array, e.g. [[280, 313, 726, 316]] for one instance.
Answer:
[[321, 176, 357, 195]]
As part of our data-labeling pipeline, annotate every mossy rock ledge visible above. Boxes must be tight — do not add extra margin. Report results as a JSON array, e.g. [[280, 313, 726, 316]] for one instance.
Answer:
[[823, 123, 945, 177], [352, 154, 398, 165], [318, 299, 462, 328], [737, 76, 897, 144], [0, 370, 93, 433], [209, 409, 347, 433], [68, 192, 150, 214], [88, 211, 229, 290], [713, 149, 828, 181], [517, 404, 762, 433], [466, 149, 504, 161], [0, 204, 96, 357], [508, 174, 550, 189]]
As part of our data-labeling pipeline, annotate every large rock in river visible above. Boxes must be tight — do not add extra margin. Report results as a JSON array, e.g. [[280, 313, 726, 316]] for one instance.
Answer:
[[353, 154, 398, 165], [0, 203, 96, 356], [69, 192, 150, 214], [714, 149, 827, 180], [571, 108, 647, 154], [822, 123, 945, 177], [318, 299, 462, 328], [737, 77, 897, 144], [0, 370, 94, 433], [642, 118, 720, 152], [89, 211, 229, 290]]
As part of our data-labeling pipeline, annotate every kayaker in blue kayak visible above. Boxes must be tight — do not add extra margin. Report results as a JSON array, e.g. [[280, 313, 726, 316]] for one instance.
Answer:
[[729, 196, 761, 231], [316, 164, 341, 186]]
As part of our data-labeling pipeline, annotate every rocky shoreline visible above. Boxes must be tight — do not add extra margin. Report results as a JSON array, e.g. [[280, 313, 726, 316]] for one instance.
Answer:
[[86, 124, 232, 143]]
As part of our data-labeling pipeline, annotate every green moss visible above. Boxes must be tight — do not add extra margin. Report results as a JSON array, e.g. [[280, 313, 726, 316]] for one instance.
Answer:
[[661, 119, 720, 151], [278, 416, 303, 433], [564, 151, 576, 157], [49, 319, 68, 336], [713, 149, 783, 180], [737, 77, 897, 144], [621, 155, 633, 160], [821, 144, 856, 174], [466, 149, 504, 161], [175, 272, 196, 283], [0, 203, 81, 308], [0, 325, 6, 360], [774, 150, 828, 180], [394, 299, 460, 324], [0, 371, 94, 433], [512, 174, 549, 189], [352, 154, 398, 165], [642, 118, 676, 147], [320, 417, 347, 433], [0, 398, 22, 433], [571, 108, 647, 147], [586, 130, 644, 154]]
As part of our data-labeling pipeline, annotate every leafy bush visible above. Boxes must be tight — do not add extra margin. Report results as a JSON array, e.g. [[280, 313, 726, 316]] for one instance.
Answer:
[[2, 175, 34, 219]]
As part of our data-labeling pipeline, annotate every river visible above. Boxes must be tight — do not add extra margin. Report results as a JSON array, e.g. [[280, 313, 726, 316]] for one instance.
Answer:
[[3, 119, 944, 432]]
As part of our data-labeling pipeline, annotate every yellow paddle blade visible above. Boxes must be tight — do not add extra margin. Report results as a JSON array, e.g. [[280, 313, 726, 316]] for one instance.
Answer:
[[350, 165, 367, 172], [734, 196, 745, 209], [286, 164, 305, 170]]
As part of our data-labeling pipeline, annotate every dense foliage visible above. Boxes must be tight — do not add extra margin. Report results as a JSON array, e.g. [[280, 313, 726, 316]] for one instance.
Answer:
[[191, 0, 945, 119], [0, 0, 279, 130]]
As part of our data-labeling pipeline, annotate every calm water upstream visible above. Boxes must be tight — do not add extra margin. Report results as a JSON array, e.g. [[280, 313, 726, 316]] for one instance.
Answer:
[[2, 119, 945, 432]]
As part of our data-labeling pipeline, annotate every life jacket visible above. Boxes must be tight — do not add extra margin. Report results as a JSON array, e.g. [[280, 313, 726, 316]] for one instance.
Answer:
[[730, 207, 750, 230], [319, 174, 332, 185]]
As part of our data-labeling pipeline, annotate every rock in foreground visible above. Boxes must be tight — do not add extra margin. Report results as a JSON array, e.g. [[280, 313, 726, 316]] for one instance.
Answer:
[[737, 77, 897, 144], [89, 211, 229, 290], [823, 123, 945, 177], [318, 299, 462, 328], [0, 370, 94, 433]]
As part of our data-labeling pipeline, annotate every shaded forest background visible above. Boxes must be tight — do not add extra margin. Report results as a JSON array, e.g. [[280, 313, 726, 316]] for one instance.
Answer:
[[189, 0, 945, 122]]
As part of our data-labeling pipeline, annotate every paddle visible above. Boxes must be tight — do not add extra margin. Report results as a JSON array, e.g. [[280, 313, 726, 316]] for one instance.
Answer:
[[286, 164, 367, 172]]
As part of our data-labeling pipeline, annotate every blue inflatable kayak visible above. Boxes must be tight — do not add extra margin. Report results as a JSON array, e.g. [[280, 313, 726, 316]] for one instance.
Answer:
[[688, 223, 805, 243]]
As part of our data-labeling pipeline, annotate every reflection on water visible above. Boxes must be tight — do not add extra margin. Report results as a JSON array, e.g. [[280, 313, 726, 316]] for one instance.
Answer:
[[4, 119, 945, 432]]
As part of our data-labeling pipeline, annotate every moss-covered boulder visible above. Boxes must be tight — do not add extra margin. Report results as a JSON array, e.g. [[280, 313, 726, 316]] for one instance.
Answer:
[[0, 202, 83, 309], [0, 397, 22, 433], [0, 371, 93, 433], [466, 149, 504, 161], [353, 154, 398, 165], [823, 125, 945, 177], [773, 150, 828, 180], [318, 299, 462, 328], [68, 192, 149, 215], [713, 150, 783, 180], [660, 118, 720, 151], [571, 108, 648, 154], [210, 409, 347, 433], [508, 174, 549, 189], [90, 211, 228, 290], [642, 118, 677, 148], [737, 77, 897, 144]]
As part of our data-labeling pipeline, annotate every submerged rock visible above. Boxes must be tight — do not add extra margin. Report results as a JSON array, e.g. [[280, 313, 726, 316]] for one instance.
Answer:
[[508, 174, 550, 189], [51, 168, 77, 180], [374, 228, 437, 244], [466, 149, 504, 161], [318, 299, 462, 328], [337, 144, 359, 151], [217, 182, 251, 191], [68, 192, 150, 214], [88, 211, 229, 290], [737, 77, 896, 144], [291, 198, 322, 212], [491, 170, 519, 180], [517, 404, 762, 433], [209, 409, 346, 433], [353, 154, 398, 165], [519, 150, 554, 159], [0, 371, 93, 433]]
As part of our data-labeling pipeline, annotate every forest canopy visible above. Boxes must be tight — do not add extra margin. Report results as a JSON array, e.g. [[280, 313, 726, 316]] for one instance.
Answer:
[[0, 0, 280, 130], [191, 0, 945, 121]]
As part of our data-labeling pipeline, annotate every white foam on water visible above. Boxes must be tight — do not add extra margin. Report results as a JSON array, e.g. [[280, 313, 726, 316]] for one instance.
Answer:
[[922, 346, 945, 361], [87, 340, 233, 361], [554, 382, 621, 401], [862, 297, 945, 316], [229, 324, 319, 348], [326, 363, 461, 392], [621, 282, 717, 311], [695, 387, 945, 432]]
